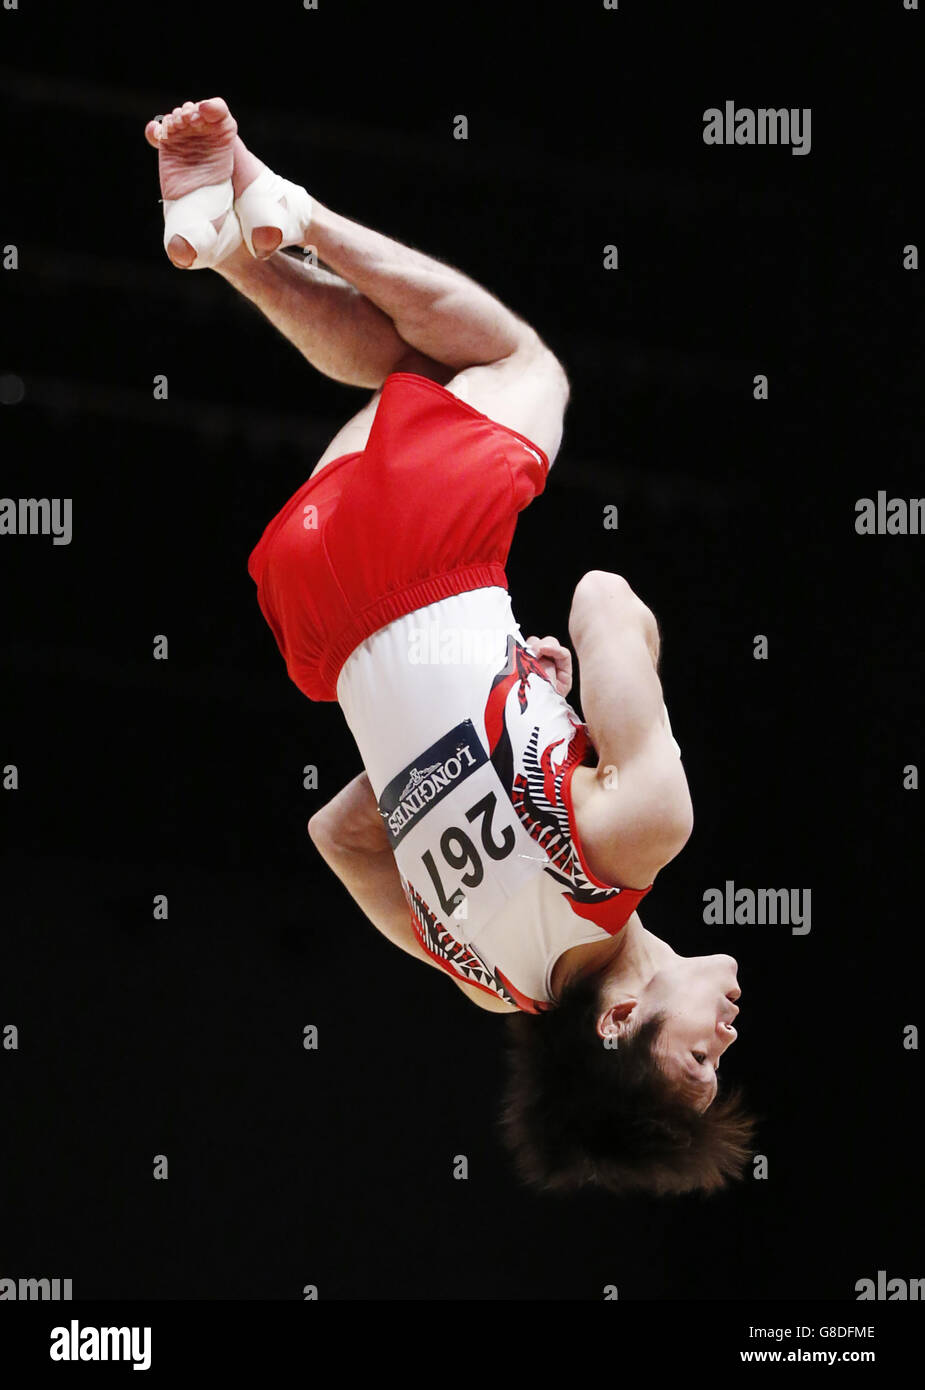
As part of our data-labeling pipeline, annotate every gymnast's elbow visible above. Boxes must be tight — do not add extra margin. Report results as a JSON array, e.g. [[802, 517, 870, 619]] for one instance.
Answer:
[[569, 571, 655, 647], [307, 809, 337, 850]]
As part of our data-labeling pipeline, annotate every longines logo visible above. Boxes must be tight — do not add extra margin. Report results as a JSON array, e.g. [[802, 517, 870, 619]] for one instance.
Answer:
[[398, 761, 444, 799], [378, 719, 488, 847]]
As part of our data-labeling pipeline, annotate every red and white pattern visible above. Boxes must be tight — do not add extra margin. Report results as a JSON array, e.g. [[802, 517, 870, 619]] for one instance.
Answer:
[[337, 589, 652, 1013]]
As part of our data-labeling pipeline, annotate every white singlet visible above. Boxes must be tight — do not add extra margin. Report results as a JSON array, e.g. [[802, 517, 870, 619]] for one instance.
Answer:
[[336, 585, 673, 1012]]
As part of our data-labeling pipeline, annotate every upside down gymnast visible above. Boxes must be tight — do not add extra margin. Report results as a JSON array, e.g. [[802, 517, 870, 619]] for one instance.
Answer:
[[146, 96, 755, 1195]]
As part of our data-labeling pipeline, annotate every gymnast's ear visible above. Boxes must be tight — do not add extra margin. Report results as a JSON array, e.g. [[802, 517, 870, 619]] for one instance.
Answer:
[[596, 998, 638, 1041]]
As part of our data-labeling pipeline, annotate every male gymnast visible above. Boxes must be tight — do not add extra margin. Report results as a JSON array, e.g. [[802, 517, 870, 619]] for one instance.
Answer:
[[146, 97, 754, 1195]]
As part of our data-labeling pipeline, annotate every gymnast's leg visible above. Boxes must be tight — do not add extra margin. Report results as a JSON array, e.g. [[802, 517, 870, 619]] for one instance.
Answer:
[[145, 97, 569, 465]]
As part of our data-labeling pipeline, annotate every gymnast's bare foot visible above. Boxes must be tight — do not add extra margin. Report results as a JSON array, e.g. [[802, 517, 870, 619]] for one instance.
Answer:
[[145, 97, 286, 265], [145, 97, 238, 267]]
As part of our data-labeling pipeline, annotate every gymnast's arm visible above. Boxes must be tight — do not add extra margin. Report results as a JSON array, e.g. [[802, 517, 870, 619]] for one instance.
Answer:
[[307, 772, 437, 963], [307, 773, 517, 1012], [567, 570, 694, 890]]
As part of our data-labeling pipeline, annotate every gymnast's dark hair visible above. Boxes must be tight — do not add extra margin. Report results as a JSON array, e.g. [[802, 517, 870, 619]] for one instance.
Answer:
[[499, 970, 756, 1197]]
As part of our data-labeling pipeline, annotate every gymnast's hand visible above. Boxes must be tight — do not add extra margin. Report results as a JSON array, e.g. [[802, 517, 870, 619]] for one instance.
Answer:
[[525, 635, 573, 698]]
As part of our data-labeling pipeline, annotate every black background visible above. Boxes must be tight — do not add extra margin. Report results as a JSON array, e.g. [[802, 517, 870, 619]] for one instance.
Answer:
[[1, 1, 922, 1300]]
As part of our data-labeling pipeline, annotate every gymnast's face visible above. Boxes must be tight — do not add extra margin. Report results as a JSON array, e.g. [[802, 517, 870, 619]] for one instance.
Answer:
[[645, 956, 740, 1106], [637, 954, 741, 1110]]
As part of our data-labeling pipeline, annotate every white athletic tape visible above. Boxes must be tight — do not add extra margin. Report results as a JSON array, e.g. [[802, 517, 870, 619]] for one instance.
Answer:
[[162, 179, 243, 269], [234, 168, 313, 258]]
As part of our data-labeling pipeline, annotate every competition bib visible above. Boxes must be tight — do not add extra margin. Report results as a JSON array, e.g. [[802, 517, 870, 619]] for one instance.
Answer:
[[378, 717, 547, 941]]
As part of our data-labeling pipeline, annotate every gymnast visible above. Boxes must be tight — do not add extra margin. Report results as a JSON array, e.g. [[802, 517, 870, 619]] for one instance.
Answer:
[[146, 97, 754, 1195]]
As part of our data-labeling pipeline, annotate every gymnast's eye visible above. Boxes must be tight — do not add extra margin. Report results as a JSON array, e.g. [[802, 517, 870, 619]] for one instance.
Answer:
[[692, 1052, 707, 1065]]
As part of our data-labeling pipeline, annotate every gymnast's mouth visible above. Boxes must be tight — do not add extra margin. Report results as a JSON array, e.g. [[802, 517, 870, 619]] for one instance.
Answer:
[[721, 993, 740, 1024]]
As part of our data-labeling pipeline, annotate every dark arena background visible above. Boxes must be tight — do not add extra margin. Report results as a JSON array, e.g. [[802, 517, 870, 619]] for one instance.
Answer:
[[1, 0, 923, 1354]]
